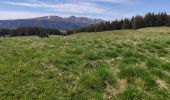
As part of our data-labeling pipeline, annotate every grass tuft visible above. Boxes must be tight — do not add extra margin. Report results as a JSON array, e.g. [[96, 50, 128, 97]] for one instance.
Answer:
[[79, 66, 116, 91], [146, 57, 161, 69], [103, 50, 119, 58], [84, 52, 102, 61], [118, 85, 148, 100], [161, 62, 170, 72]]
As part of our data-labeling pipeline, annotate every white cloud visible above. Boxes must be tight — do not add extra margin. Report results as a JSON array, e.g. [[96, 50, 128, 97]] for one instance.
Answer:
[[0, 11, 112, 20], [97, 0, 130, 3], [0, 0, 137, 20], [93, 0, 136, 5], [61, 0, 132, 4], [66, 0, 134, 4], [2, 1, 108, 14], [0, 11, 52, 20]]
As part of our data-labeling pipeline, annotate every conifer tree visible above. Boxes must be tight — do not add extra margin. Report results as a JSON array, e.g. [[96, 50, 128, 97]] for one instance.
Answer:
[[122, 18, 131, 29], [133, 16, 144, 30], [156, 12, 168, 26], [166, 16, 170, 26], [144, 12, 156, 27]]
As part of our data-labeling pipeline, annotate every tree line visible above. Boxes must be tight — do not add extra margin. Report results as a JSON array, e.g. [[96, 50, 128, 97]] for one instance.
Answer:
[[0, 26, 63, 37], [68, 12, 170, 34], [0, 12, 170, 37]]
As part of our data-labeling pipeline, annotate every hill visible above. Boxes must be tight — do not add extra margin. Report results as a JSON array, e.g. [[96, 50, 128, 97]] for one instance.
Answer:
[[0, 27, 170, 99], [0, 16, 103, 30]]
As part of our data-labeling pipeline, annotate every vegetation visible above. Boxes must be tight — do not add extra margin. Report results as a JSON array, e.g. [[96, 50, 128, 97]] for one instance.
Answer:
[[69, 12, 170, 33], [0, 27, 170, 99], [38, 31, 49, 38], [0, 26, 62, 37]]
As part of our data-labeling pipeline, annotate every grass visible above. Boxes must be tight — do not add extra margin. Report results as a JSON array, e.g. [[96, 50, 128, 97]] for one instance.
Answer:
[[0, 27, 170, 99], [79, 63, 116, 91]]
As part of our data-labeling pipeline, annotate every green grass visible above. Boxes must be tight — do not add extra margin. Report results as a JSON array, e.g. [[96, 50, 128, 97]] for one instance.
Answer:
[[0, 27, 170, 99], [79, 63, 116, 91]]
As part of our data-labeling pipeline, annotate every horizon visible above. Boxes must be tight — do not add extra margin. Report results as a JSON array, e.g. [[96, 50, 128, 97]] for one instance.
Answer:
[[0, 12, 169, 21], [0, 0, 170, 20], [0, 15, 105, 21]]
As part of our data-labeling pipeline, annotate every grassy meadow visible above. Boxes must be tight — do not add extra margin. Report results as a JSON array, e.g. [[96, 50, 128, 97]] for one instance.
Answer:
[[0, 27, 170, 99]]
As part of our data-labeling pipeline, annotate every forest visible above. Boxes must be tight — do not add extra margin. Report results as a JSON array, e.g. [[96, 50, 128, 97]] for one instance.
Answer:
[[0, 26, 62, 37], [69, 12, 170, 34]]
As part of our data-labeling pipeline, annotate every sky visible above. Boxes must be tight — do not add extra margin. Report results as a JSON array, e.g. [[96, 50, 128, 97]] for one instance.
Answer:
[[0, 0, 170, 20]]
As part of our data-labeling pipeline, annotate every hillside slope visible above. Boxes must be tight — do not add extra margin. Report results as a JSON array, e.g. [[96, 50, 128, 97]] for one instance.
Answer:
[[0, 27, 170, 99]]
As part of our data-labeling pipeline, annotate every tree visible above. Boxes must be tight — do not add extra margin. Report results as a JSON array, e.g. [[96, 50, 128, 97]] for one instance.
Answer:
[[133, 16, 144, 30], [110, 20, 119, 30], [144, 12, 156, 27], [130, 16, 135, 25], [38, 30, 49, 38], [74, 12, 170, 33], [166, 16, 170, 26], [66, 30, 74, 35], [0, 26, 62, 37], [0, 29, 11, 37], [122, 18, 132, 29], [156, 12, 168, 26]]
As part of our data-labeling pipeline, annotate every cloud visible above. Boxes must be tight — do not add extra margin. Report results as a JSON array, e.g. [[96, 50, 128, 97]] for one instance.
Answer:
[[59, 0, 132, 4], [0, 11, 53, 20], [95, 0, 130, 3], [2, 1, 108, 14], [92, 0, 136, 5], [64, 0, 134, 4], [0, 0, 137, 20], [0, 11, 113, 20]]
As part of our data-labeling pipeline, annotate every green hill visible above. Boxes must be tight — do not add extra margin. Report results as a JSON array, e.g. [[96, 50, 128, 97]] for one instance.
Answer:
[[0, 27, 170, 99]]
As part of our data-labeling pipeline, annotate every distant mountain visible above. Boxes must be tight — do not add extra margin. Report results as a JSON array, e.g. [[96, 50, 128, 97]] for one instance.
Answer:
[[0, 16, 104, 30]]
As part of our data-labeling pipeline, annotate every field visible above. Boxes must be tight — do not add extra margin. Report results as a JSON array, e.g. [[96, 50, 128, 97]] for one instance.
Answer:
[[0, 27, 170, 99]]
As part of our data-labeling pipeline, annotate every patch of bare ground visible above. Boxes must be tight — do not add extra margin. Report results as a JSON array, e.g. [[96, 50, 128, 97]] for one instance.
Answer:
[[115, 79, 127, 93], [103, 79, 127, 99], [103, 66, 127, 99], [156, 79, 168, 89]]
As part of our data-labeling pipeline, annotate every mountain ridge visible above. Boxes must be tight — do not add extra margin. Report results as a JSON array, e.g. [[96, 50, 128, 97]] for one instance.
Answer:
[[0, 16, 104, 30]]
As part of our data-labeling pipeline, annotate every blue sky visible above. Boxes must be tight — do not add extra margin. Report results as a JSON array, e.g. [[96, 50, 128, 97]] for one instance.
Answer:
[[0, 0, 170, 20]]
